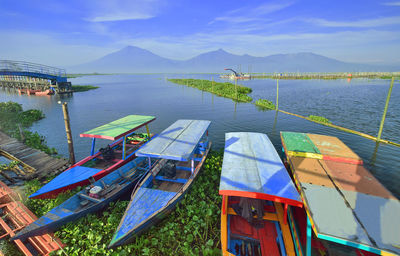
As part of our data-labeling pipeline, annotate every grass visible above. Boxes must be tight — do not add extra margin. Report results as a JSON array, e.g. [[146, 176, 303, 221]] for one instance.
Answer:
[[0, 102, 57, 155], [72, 85, 99, 92], [168, 78, 253, 103], [24, 151, 224, 255], [308, 115, 332, 124], [254, 99, 276, 110]]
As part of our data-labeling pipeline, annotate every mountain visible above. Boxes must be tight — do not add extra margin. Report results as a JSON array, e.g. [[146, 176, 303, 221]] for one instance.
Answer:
[[71, 46, 178, 73], [69, 46, 397, 73]]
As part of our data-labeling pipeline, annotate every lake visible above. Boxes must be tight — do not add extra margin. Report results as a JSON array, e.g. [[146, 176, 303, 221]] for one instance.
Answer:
[[0, 74, 399, 198]]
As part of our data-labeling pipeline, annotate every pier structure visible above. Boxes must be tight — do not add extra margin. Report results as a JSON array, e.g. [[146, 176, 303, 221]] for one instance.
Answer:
[[0, 60, 72, 94]]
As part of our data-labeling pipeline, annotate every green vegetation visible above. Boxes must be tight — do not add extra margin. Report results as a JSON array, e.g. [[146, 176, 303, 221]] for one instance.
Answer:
[[254, 99, 276, 110], [25, 151, 223, 255], [0, 102, 57, 155], [72, 85, 99, 92], [308, 115, 332, 124], [168, 78, 252, 103]]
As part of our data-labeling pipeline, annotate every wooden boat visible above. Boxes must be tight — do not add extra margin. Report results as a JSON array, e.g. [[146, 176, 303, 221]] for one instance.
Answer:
[[13, 156, 149, 241], [281, 132, 400, 256], [0, 181, 64, 255], [35, 89, 54, 96], [29, 115, 156, 199], [219, 132, 303, 256], [17, 89, 40, 95], [108, 119, 211, 248]]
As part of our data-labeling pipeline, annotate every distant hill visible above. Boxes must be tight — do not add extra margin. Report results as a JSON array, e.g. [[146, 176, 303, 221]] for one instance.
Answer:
[[69, 46, 397, 73]]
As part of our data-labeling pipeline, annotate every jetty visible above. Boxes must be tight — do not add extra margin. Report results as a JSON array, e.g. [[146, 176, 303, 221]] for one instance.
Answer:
[[0, 60, 72, 94], [0, 131, 69, 184]]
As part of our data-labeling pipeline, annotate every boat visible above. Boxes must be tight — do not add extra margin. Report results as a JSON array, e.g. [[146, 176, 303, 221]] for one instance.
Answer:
[[109, 119, 211, 248], [0, 181, 64, 255], [35, 88, 55, 96], [12, 156, 149, 241], [280, 131, 400, 256], [17, 89, 40, 95], [219, 132, 303, 256], [29, 115, 156, 199]]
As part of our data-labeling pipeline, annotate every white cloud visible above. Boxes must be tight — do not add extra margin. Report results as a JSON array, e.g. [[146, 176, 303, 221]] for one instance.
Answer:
[[383, 1, 400, 6], [210, 2, 294, 24], [306, 16, 400, 27], [85, 0, 160, 22]]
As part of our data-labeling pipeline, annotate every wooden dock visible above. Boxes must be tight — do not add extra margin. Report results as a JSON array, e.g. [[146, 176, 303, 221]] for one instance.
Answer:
[[0, 131, 69, 184]]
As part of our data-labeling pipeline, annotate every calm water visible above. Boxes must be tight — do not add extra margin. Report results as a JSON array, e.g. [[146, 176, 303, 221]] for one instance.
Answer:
[[0, 74, 399, 198]]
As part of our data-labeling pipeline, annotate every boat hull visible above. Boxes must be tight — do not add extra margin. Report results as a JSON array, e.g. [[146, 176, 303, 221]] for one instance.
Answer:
[[109, 142, 211, 248], [13, 157, 147, 240], [30, 135, 153, 199]]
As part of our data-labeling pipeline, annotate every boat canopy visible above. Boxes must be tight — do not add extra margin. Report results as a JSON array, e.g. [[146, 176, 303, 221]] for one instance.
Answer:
[[219, 132, 302, 207], [136, 119, 210, 161], [281, 131, 400, 256], [80, 115, 156, 141]]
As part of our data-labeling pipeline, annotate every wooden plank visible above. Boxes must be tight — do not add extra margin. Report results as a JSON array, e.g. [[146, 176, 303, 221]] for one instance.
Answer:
[[220, 132, 302, 207], [322, 160, 395, 199], [137, 120, 192, 158], [136, 120, 210, 161], [281, 132, 320, 154], [301, 183, 373, 247], [288, 156, 335, 188], [162, 120, 210, 160], [307, 134, 363, 164], [80, 115, 156, 140], [340, 191, 400, 255]]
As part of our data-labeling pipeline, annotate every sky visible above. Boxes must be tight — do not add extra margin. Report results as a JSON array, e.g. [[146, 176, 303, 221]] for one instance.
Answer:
[[0, 0, 400, 67]]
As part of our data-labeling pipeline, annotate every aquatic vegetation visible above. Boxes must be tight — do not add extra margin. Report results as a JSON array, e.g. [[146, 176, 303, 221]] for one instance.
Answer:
[[168, 78, 252, 103], [72, 85, 99, 92], [308, 115, 332, 124], [24, 178, 80, 217], [0, 101, 57, 155], [26, 151, 224, 255], [254, 99, 276, 110]]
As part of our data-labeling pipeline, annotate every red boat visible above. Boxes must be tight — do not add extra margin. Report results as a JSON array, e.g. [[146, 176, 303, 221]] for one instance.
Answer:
[[219, 132, 303, 256], [0, 181, 64, 255], [29, 115, 156, 199], [35, 89, 55, 96]]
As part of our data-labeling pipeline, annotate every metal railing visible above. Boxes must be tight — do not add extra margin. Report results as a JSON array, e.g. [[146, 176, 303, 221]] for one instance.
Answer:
[[0, 60, 66, 78]]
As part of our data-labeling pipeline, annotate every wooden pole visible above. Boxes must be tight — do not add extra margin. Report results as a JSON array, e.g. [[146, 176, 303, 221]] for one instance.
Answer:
[[276, 79, 279, 110], [235, 79, 238, 100], [62, 102, 75, 164], [377, 77, 395, 141]]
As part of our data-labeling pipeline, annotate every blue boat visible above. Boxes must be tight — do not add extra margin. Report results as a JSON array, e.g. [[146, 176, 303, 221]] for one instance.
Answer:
[[109, 119, 211, 248], [12, 156, 151, 241]]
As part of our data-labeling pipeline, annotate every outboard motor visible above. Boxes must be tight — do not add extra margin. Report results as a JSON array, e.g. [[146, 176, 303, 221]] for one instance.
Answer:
[[163, 161, 177, 179], [100, 145, 114, 160]]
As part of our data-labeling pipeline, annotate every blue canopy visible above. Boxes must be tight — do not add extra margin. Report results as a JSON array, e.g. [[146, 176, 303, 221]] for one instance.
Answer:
[[219, 132, 302, 207], [136, 119, 211, 161]]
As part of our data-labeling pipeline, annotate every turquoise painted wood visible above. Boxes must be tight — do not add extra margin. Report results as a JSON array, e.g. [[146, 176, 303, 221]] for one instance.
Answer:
[[306, 217, 311, 256], [219, 132, 301, 206], [136, 119, 211, 161]]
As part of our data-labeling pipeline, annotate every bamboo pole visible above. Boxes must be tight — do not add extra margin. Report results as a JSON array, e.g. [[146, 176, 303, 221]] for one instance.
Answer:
[[62, 102, 75, 164], [377, 77, 395, 141], [276, 79, 279, 110]]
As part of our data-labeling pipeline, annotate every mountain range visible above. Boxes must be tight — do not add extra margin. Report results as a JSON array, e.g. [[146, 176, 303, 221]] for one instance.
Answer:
[[69, 46, 397, 73]]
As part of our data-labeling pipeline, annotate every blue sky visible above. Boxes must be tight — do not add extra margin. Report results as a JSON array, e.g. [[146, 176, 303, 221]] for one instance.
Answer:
[[1, 0, 400, 66]]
